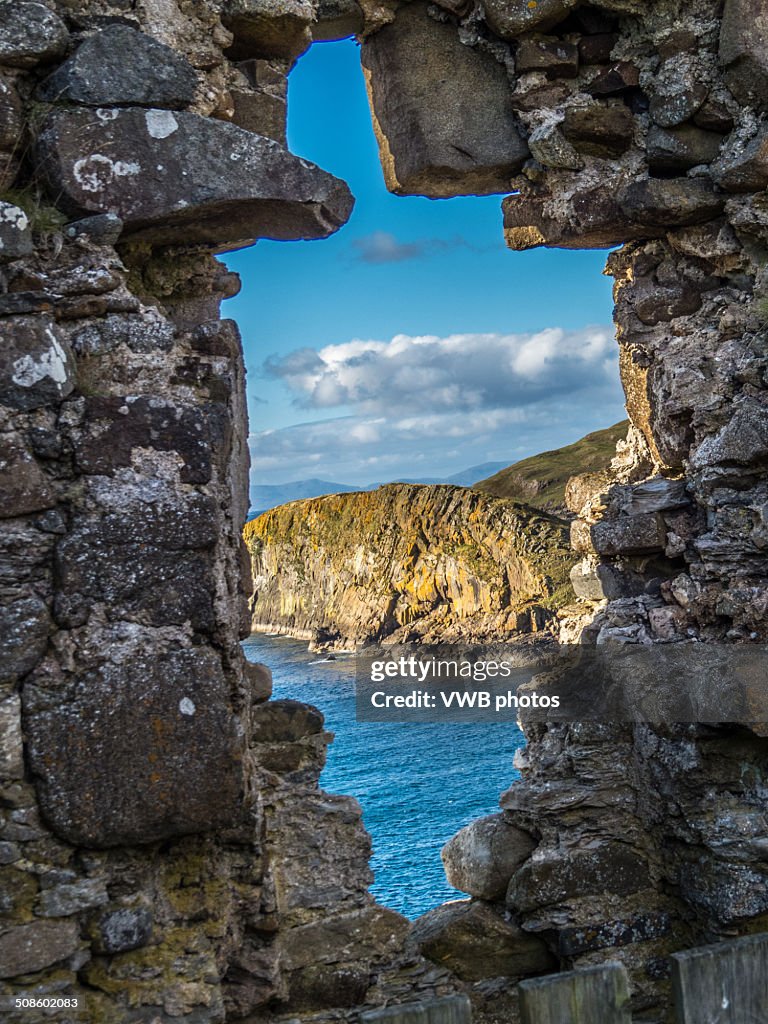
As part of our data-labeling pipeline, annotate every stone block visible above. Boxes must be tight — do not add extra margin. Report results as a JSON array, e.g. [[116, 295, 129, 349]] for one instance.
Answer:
[[691, 400, 768, 468], [0, 919, 79, 978], [37, 877, 108, 917], [312, 0, 364, 41], [441, 812, 535, 900], [648, 55, 707, 127], [507, 842, 650, 912], [590, 513, 667, 556], [503, 184, 635, 251], [562, 101, 634, 157], [245, 660, 273, 703], [647, 124, 724, 173], [39, 26, 198, 109], [483, 0, 577, 38], [361, 2, 528, 197], [412, 900, 555, 982], [720, 0, 768, 110], [714, 124, 768, 192], [558, 911, 671, 955], [517, 37, 579, 79], [95, 908, 153, 954], [251, 699, 323, 742], [578, 33, 618, 65], [0, 695, 24, 780], [230, 87, 286, 143], [586, 60, 639, 96], [0, 315, 75, 412], [0, 202, 32, 262], [0, 435, 55, 519], [35, 107, 354, 249], [619, 177, 725, 228], [24, 646, 244, 847], [0, 1, 68, 68], [223, 0, 315, 60]]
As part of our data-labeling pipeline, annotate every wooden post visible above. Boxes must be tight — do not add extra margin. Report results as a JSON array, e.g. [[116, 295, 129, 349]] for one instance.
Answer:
[[672, 932, 768, 1023], [361, 995, 471, 1024], [518, 963, 631, 1024]]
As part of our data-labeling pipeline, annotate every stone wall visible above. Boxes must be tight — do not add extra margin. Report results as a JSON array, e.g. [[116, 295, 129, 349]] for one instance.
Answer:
[[1, 0, 767, 1022]]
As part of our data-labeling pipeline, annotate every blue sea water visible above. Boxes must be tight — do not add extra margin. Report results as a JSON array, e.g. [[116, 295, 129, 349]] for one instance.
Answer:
[[242, 634, 526, 920]]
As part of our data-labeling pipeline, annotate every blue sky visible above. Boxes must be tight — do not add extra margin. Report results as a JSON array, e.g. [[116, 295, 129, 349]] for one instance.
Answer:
[[223, 38, 625, 487]]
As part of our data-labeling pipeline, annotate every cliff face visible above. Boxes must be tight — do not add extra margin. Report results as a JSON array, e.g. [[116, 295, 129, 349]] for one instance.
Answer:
[[245, 484, 573, 646]]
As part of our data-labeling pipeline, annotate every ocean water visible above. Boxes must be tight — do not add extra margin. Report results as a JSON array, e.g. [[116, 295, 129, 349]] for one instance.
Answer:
[[242, 634, 526, 920]]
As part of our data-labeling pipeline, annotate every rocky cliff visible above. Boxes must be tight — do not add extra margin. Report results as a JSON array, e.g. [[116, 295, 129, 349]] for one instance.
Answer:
[[245, 484, 573, 646]]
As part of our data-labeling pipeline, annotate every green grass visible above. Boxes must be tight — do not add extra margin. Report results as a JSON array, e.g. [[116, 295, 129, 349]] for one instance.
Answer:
[[472, 420, 629, 512]]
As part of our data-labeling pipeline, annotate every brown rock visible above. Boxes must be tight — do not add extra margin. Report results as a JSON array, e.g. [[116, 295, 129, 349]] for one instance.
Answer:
[[0, 435, 55, 518], [483, 0, 577, 38], [647, 124, 724, 173], [312, 0, 364, 40], [230, 87, 286, 142], [619, 178, 725, 228], [412, 900, 555, 981], [503, 184, 636, 250], [361, 2, 528, 198], [245, 660, 273, 703], [561, 101, 634, 157], [0, 315, 74, 411], [222, 0, 314, 60], [441, 813, 536, 900], [516, 37, 579, 80], [0, 920, 79, 978], [720, 0, 768, 110], [714, 124, 768, 192], [578, 33, 618, 65], [24, 645, 244, 847]]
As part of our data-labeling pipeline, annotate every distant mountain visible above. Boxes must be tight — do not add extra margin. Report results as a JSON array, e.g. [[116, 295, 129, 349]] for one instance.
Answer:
[[249, 462, 507, 514], [472, 421, 629, 513]]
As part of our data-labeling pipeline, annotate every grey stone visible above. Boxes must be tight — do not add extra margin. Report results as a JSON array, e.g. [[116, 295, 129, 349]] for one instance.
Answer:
[[361, 2, 529, 198], [0, 75, 22, 151], [619, 178, 725, 228], [223, 0, 315, 60], [720, 0, 768, 110], [0, 316, 75, 412], [0, 919, 79, 978], [0, 1, 68, 68], [0, 695, 23, 780], [714, 124, 768, 192], [622, 478, 689, 515], [590, 513, 667, 556], [0, 202, 33, 261], [647, 124, 724, 173], [570, 560, 646, 600], [411, 900, 555, 982], [312, 0, 363, 41], [561, 101, 634, 157], [648, 56, 708, 127], [24, 646, 244, 847], [35, 107, 354, 249], [441, 813, 536, 900], [39, 26, 198, 109], [37, 877, 109, 917], [96, 907, 153, 954], [0, 841, 19, 865], [64, 213, 124, 245], [503, 184, 635, 251], [528, 123, 583, 171], [558, 912, 671, 955], [692, 400, 768, 468], [230, 88, 286, 143], [0, 435, 55, 518], [516, 37, 579, 80], [483, 0, 577, 39]]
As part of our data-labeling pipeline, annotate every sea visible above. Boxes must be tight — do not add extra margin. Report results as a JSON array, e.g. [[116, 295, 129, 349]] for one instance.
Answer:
[[242, 634, 526, 920]]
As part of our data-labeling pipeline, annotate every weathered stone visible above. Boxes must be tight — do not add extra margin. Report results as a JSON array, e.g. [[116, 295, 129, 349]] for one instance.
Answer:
[[561, 102, 634, 157], [619, 178, 725, 228], [590, 513, 667, 556], [0, 315, 75, 411], [39, 26, 198, 109], [0, 694, 24, 780], [691, 400, 768, 469], [245, 660, 273, 703], [0, 1, 68, 68], [0, 202, 32, 262], [586, 60, 639, 97], [578, 32, 618, 65], [441, 813, 536, 900], [482, 0, 576, 38], [507, 842, 651, 912], [24, 646, 243, 847], [720, 0, 768, 110], [516, 37, 579, 80], [648, 55, 708, 127], [230, 87, 286, 142], [361, 3, 528, 198], [503, 185, 634, 250], [96, 908, 153, 954], [0, 75, 22, 151], [63, 213, 125, 245], [312, 0, 364, 40], [280, 906, 408, 970], [630, 278, 703, 324], [222, 0, 315, 60], [570, 559, 642, 601], [37, 877, 108, 917], [251, 699, 324, 743], [622, 478, 689, 515], [0, 919, 79, 978], [647, 124, 724, 173], [714, 124, 768, 192], [412, 900, 555, 982], [0, 435, 55, 518], [528, 123, 583, 171], [35, 108, 354, 249]]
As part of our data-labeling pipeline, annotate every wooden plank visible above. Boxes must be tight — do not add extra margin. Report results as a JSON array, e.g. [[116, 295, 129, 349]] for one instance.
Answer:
[[672, 932, 768, 1024], [361, 995, 471, 1024], [518, 962, 631, 1024]]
